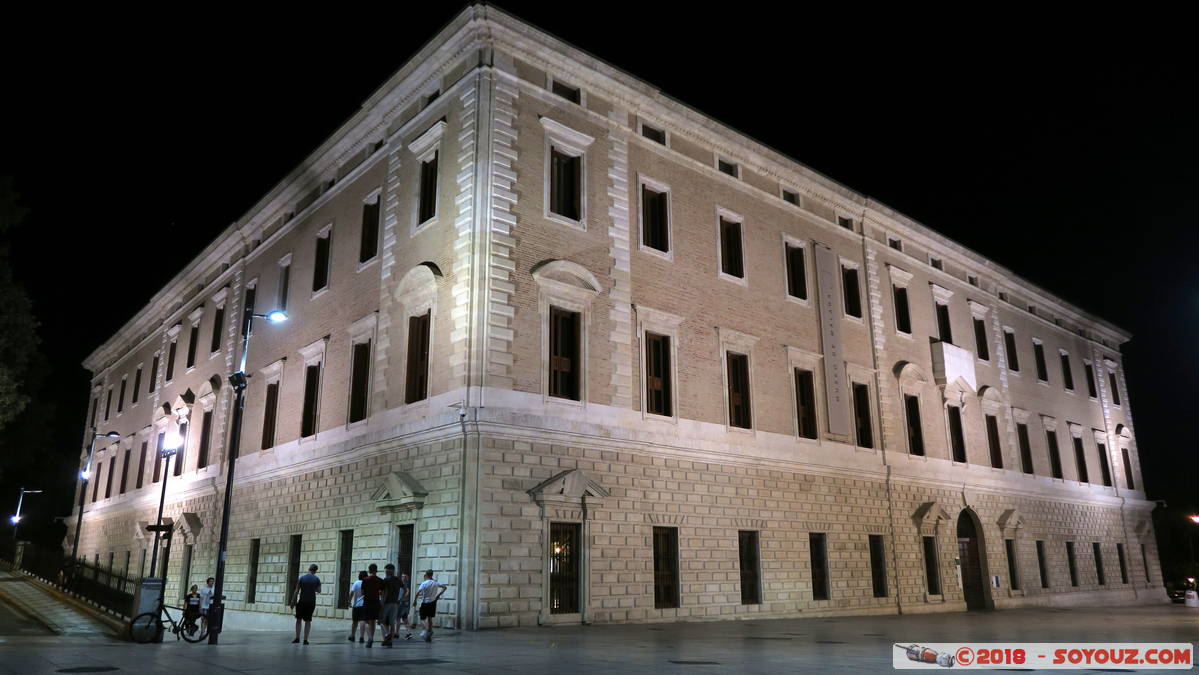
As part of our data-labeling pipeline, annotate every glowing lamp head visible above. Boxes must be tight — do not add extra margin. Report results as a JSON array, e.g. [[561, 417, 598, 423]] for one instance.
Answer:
[[9, 515, 19, 525], [1189, 515, 1199, 524], [163, 433, 184, 452], [80, 470, 91, 481], [267, 310, 289, 324]]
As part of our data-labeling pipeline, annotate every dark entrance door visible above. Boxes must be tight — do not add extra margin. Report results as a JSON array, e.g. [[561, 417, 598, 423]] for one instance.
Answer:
[[549, 522, 581, 614], [956, 512, 987, 610]]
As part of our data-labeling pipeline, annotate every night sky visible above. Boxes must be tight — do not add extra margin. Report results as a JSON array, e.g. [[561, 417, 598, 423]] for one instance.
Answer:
[[2, 5, 1195, 548]]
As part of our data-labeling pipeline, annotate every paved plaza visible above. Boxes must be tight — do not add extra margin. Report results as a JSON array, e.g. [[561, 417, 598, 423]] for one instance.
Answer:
[[0, 601, 1195, 674]]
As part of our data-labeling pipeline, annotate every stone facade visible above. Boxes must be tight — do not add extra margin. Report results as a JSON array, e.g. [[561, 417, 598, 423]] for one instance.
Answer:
[[71, 5, 1161, 631]]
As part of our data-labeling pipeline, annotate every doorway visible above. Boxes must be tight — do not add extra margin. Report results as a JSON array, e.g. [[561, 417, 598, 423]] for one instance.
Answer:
[[956, 510, 990, 610], [396, 524, 414, 580]]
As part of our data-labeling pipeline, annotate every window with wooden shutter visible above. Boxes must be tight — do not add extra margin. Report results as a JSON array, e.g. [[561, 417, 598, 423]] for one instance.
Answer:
[[186, 323, 199, 368], [894, 285, 912, 333], [549, 149, 581, 221], [349, 341, 372, 423], [312, 231, 331, 292], [809, 532, 829, 600], [719, 217, 743, 278], [1004, 330, 1019, 371], [1097, 441, 1112, 486], [261, 382, 279, 450], [1060, 352, 1074, 390], [852, 382, 872, 448], [1033, 340, 1048, 381], [360, 196, 380, 262], [418, 152, 438, 224], [935, 302, 953, 344], [947, 405, 967, 462], [210, 305, 224, 353], [641, 185, 669, 252], [548, 308, 580, 400], [300, 364, 321, 438], [406, 312, 431, 404], [986, 414, 1003, 468], [1046, 430, 1063, 479], [197, 410, 212, 468], [973, 317, 990, 360], [738, 531, 760, 605], [905, 394, 924, 455], [726, 351, 751, 429], [1072, 436, 1089, 483], [1017, 423, 1034, 474], [785, 243, 807, 299], [795, 368, 817, 439], [644, 332, 671, 416], [652, 527, 679, 608]]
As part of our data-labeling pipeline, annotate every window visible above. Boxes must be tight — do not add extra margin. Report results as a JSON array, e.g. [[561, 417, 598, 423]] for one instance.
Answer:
[[842, 265, 862, 318], [336, 530, 354, 609], [1005, 539, 1021, 590], [782, 189, 799, 206], [300, 363, 322, 438], [1084, 361, 1098, 397], [148, 354, 159, 393], [241, 285, 256, 336], [104, 457, 114, 498], [1046, 430, 1063, 479], [1017, 423, 1034, 474], [104, 387, 112, 421], [1141, 544, 1150, 582], [186, 321, 199, 369], [131, 367, 142, 404], [1097, 440, 1112, 487], [1117, 543, 1128, 584], [888, 237, 903, 251], [1003, 330, 1019, 371], [726, 352, 752, 429], [418, 151, 439, 224], [424, 89, 439, 107], [967, 274, 979, 287], [852, 382, 873, 448], [1036, 540, 1050, 588], [785, 243, 807, 299], [929, 257, 943, 270], [91, 462, 102, 501], [1066, 541, 1079, 587], [922, 535, 941, 595], [1108, 371, 1121, 405], [549, 148, 582, 221], [717, 158, 738, 177], [359, 194, 380, 263], [349, 341, 372, 423], [277, 258, 291, 311], [551, 78, 580, 103], [286, 535, 303, 604], [1121, 447, 1135, 489], [935, 302, 953, 343], [1072, 436, 1088, 483], [549, 522, 581, 614], [312, 228, 332, 293], [738, 531, 760, 605], [837, 216, 854, 231], [947, 405, 967, 463], [869, 534, 888, 598], [809, 532, 829, 601], [1060, 352, 1074, 390], [197, 410, 213, 468], [640, 183, 669, 253], [893, 285, 912, 334], [652, 527, 679, 608], [89, 396, 97, 427], [973, 318, 990, 360], [718, 216, 744, 279], [795, 369, 817, 440], [117, 378, 126, 414], [173, 422, 187, 477], [1033, 340, 1048, 382], [402, 313, 430, 405], [641, 123, 666, 145], [246, 538, 261, 604], [210, 304, 224, 353], [904, 394, 924, 455], [1093, 542, 1105, 585], [548, 308, 580, 401], [180, 545, 193, 602], [261, 382, 279, 450], [985, 414, 1003, 469], [644, 333, 672, 417]]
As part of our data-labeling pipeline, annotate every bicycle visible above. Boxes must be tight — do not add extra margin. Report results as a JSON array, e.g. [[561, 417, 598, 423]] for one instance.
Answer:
[[129, 603, 209, 644]]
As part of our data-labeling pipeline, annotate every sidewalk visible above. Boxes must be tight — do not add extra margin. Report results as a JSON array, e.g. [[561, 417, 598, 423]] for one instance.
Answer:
[[0, 567, 116, 638]]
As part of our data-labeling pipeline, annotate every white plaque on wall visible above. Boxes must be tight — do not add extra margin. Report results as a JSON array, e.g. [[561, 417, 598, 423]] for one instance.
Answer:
[[814, 243, 850, 439]]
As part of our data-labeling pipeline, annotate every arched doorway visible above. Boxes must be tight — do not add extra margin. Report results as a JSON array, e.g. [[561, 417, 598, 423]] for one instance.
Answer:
[[956, 510, 990, 610]]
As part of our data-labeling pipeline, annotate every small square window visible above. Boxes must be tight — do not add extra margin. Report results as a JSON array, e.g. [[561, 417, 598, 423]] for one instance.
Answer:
[[930, 257, 943, 270], [888, 237, 903, 251], [782, 189, 800, 206], [967, 274, 979, 287], [1028, 304, 1037, 314], [718, 159, 739, 177], [837, 216, 854, 231], [641, 123, 666, 145], [551, 79, 581, 104], [998, 291, 1008, 302], [424, 90, 440, 107]]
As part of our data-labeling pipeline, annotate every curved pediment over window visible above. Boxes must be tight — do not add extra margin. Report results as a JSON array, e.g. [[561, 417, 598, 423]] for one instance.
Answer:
[[372, 471, 429, 513], [997, 508, 1025, 535], [531, 260, 601, 298]]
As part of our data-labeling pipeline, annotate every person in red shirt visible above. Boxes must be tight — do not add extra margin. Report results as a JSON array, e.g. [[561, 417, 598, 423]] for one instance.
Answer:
[[359, 563, 385, 647]]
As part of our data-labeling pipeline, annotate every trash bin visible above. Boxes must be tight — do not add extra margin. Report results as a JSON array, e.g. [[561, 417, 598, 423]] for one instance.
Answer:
[[1185, 590, 1199, 608]]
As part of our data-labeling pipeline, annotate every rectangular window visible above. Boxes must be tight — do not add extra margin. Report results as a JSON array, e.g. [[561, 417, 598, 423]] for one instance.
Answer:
[[131, 367, 142, 404], [923, 535, 941, 595], [1017, 423, 1034, 474], [286, 535, 303, 603], [210, 305, 224, 353], [644, 332, 672, 417], [641, 184, 669, 252], [152, 432, 165, 483], [1033, 341, 1048, 382], [300, 363, 321, 438], [718, 159, 738, 177], [888, 237, 903, 251], [1060, 352, 1074, 390], [809, 532, 829, 601], [548, 308, 580, 401], [104, 387, 112, 421], [973, 318, 990, 360], [117, 378, 127, 414], [180, 544, 193, 602], [719, 217, 744, 278], [359, 195, 380, 263], [1097, 441, 1112, 487], [277, 261, 290, 311], [1122, 447, 1135, 489], [782, 189, 799, 206], [837, 216, 854, 231], [186, 322, 199, 369], [349, 341, 372, 423], [785, 243, 807, 299], [641, 124, 666, 145], [1046, 430, 1063, 479], [893, 285, 912, 334], [842, 266, 862, 318], [312, 231, 331, 293], [1093, 542, 1105, 585], [1108, 371, 1121, 405], [1004, 330, 1019, 371], [1066, 541, 1079, 587], [197, 410, 213, 468], [173, 422, 187, 477], [985, 414, 1003, 469], [549, 522, 581, 614], [246, 538, 261, 603], [336, 529, 353, 609], [418, 151, 439, 224], [738, 531, 760, 605], [726, 351, 752, 429], [1084, 362, 1098, 397], [242, 286, 256, 336], [1072, 436, 1089, 483], [149, 354, 159, 393], [1141, 544, 1150, 582], [551, 79, 580, 103], [104, 457, 114, 499], [166, 339, 177, 381], [89, 396, 98, 428], [905, 394, 924, 456], [869, 534, 888, 598], [135, 440, 147, 490], [935, 302, 953, 344], [852, 382, 873, 448], [652, 527, 679, 609], [795, 368, 817, 440], [929, 256, 943, 270], [967, 274, 979, 287], [1036, 540, 1050, 588], [1117, 543, 1128, 584], [1005, 539, 1021, 590], [261, 382, 279, 450], [948, 405, 967, 463], [549, 149, 582, 221]]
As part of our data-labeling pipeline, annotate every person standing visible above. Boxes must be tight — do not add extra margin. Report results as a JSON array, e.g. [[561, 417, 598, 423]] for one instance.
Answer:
[[290, 564, 321, 645], [199, 577, 215, 629], [359, 563, 384, 648], [348, 570, 367, 643], [380, 564, 404, 647], [398, 572, 413, 638], [183, 584, 202, 634], [415, 569, 447, 643]]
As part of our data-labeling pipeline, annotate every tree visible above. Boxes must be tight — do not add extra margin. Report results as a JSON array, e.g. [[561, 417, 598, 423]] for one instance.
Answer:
[[0, 176, 39, 434]]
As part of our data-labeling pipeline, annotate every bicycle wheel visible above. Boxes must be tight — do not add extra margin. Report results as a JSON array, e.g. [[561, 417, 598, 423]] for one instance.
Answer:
[[129, 612, 163, 644], [179, 617, 209, 643]]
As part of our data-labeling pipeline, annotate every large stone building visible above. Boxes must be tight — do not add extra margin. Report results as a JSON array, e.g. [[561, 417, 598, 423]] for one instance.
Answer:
[[71, 5, 1161, 630]]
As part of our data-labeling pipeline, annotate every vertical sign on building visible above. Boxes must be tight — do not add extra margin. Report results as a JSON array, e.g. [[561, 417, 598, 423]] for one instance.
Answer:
[[814, 242, 850, 439]]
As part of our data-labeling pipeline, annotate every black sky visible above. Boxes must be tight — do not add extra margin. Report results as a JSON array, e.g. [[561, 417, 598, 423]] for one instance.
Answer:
[[2, 4, 1195, 540]]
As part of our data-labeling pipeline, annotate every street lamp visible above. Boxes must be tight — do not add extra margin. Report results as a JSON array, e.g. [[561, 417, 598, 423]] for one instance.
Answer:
[[207, 308, 287, 644], [10, 488, 43, 541], [70, 430, 121, 569], [148, 406, 189, 586]]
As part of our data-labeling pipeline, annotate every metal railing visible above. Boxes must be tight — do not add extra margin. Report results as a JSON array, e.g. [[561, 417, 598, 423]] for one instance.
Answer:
[[0, 541, 139, 620]]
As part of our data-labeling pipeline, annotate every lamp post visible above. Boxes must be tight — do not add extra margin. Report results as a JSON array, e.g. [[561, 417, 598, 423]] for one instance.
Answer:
[[70, 430, 121, 572], [10, 488, 43, 541], [148, 408, 189, 596], [208, 308, 287, 644]]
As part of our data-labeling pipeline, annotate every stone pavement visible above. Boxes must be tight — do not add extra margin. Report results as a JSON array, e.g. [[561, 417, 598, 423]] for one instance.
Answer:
[[0, 604, 1194, 674], [0, 567, 115, 638]]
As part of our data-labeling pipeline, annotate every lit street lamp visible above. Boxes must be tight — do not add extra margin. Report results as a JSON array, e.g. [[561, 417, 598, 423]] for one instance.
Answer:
[[208, 308, 287, 644], [10, 488, 43, 541], [148, 406, 190, 588], [70, 430, 121, 569]]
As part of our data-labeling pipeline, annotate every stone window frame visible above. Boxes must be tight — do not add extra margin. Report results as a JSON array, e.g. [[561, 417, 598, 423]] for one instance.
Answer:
[[311, 222, 334, 300], [209, 286, 229, 360], [718, 327, 760, 435], [527, 469, 608, 626], [1103, 357, 1123, 409], [930, 282, 954, 344], [258, 357, 286, 452], [787, 345, 825, 444], [395, 264, 442, 412], [546, 72, 586, 107], [194, 386, 218, 476], [895, 362, 931, 459], [779, 185, 802, 209], [636, 118, 670, 148], [888, 264, 914, 339], [1011, 406, 1036, 475], [780, 234, 811, 307], [996, 508, 1027, 598], [1066, 422, 1088, 485], [296, 336, 328, 444], [1082, 358, 1099, 401], [185, 306, 205, 374], [968, 300, 991, 364], [978, 386, 1007, 471], [409, 120, 446, 236], [941, 381, 970, 466], [358, 187, 383, 272], [540, 116, 594, 231], [636, 305, 684, 424], [130, 362, 143, 409], [345, 312, 378, 429], [533, 261, 601, 409], [1058, 348, 1075, 394], [714, 205, 747, 286], [834, 212, 856, 233], [715, 155, 741, 179], [636, 173, 673, 261], [887, 234, 904, 251], [839, 257, 864, 325], [845, 361, 879, 452], [913, 502, 952, 603], [276, 252, 293, 312], [116, 374, 128, 418], [1002, 325, 1020, 376], [1031, 336, 1050, 386], [1040, 414, 1065, 483]]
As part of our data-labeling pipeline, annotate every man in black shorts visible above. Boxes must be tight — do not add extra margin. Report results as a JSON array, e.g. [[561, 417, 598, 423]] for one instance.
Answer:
[[290, 564, 321, 645], [379, 564, 402, 647], [359, 563, 384, 648], [415, 569, 446, 643]]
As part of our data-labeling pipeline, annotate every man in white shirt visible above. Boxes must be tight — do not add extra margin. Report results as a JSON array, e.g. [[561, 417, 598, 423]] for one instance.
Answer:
[[348, 570, 367, 642], [415, 569, 447, 643], [199, 577, 215, 628]]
